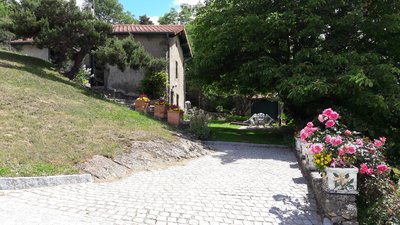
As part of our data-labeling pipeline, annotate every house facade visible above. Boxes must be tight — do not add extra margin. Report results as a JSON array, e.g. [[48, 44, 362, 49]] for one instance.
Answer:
[[103, 24, 192, 108], [11, 25, 192, 109]]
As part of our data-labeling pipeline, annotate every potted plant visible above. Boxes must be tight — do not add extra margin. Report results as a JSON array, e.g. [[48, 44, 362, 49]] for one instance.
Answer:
[[154, 98, 169, 119], [300, 108, 389, 193], [167, 105, 183, 126], [134, 93, 150, 112]]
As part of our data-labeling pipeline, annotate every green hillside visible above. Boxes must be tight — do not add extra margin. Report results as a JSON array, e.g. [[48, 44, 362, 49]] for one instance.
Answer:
[[0, 50, 173, 177]]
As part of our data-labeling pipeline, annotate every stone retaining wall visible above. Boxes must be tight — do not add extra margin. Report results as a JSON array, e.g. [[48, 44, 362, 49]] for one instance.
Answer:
[[294, 148, 359, 225]]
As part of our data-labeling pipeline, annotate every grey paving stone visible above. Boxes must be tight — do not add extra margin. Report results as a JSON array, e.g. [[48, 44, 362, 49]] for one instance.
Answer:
[[0, 142, 321, 225]]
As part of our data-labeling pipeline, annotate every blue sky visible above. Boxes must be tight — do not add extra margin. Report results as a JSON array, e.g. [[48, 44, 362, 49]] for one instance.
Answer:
[[120, 0, 174, 18]]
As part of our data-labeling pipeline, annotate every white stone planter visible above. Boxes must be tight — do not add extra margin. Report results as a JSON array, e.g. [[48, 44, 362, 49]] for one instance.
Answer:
[[325, 167, 359, 193], [300, 142, 308, 157], [295, 137, 301, 151], [305, 151, 316, 170]]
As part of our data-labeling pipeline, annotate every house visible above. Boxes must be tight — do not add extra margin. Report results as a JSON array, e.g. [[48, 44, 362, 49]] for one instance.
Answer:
[[11, 24, 192, 109], [10, 38, 50, 62], [102, 24, 192, 108]]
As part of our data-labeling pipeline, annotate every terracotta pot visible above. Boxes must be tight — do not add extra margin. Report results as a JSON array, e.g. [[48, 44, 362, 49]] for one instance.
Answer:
[[154, 104, 169, 119], [167, 110, 183, 126], [134, 99, 149, 112]]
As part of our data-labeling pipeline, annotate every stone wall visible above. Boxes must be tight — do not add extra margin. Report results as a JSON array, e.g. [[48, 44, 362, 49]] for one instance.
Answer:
[[294, 146, 359, 225]]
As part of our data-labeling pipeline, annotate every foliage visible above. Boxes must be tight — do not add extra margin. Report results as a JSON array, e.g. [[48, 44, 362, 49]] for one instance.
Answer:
[[84, 0, 137, 24], [301, 107, 398, 223], [158, 4, 201, 25], [73, 65, 92, 86], [301, 108, 389, 174], [170, 105, 183, 112], [191, 0, 400, 166], [138, 15, 153, 25], [96, 35, 165, 71], [189, 109, 210, 140], [0, 0, 14, 47], [140, 71, 167, 100], [11, 0, 112, 80], [358, 175, 400, 224]]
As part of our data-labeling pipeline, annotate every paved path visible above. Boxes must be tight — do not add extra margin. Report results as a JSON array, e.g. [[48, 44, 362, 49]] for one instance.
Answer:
[[0, 142, 321, 225]]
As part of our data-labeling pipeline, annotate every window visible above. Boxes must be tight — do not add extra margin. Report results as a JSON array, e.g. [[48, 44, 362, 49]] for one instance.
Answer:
[[175, 61, 178, 79]]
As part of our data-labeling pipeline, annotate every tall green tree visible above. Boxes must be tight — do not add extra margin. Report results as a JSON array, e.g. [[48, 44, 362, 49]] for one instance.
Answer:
[[158, 3, 200, 25], [138, 14, 153, 25], [0, 0, 14, 46], [12, 0, 112, 79], [158, 8, 179, 25], [85, 0, 137, 24], [191, 0, 400, 161]]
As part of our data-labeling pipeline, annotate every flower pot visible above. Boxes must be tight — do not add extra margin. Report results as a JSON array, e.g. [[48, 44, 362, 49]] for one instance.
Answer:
[[295, 137, 301, 152], [306, 152, 316, 171], [167, 110, 183, 126], [135, 100, 149, 112], [154, 105, 168, 119], [325, 167, 358, 193]]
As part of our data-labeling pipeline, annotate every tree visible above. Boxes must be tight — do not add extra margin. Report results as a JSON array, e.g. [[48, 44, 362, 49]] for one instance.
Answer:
[[12, 0, 112, 79], [138, 15, 153, 25], [85, 0, 137, 24], [158, 8, 178, 25], [191, 1, 400, 162], [95, 36, 166, 98], [158, 3, 200, 25], [0, 0, 14, 46]]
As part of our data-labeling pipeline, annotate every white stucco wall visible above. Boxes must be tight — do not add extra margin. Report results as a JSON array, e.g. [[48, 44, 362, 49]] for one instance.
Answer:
[[105, 34, 168, 96], [168, 36, 186, 109], [20, 45, 49, 61], [104, 33, 187, 109]]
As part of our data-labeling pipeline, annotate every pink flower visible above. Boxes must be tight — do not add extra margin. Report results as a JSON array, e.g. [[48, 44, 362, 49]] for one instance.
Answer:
[[346, 145, 356, 154], [360, 164, 368, 174], [325, 120, 335, 128], [318, 114, 326, 123], [322, 108, 333, 117], [374, 139, 383, 147], [331, 136, 343, 146], [380, 137, 386, 143], [344, 130, 352, 136], [355, 139, 363, 146], [377, 164, 389, 173], [312, 144, 323, 154], [325, 135, 332, 143], [307, 122, 314, 128], [367, 169, 373, 175], [338, 148, 345, 156], [329, 111, 339, 120]]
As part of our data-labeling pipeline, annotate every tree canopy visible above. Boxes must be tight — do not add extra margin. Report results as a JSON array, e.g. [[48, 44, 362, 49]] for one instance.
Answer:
[[85, 0, 137, 24], [0, 0, 14, 45], [191, 0, 400, 162], [158, 3, 200, 25], [12, 0, 112, 79], [138, 15, 153, 25]]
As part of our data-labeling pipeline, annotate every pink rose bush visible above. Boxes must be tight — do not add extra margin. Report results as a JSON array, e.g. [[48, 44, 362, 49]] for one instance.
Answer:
[[300, 108, 390, 176]]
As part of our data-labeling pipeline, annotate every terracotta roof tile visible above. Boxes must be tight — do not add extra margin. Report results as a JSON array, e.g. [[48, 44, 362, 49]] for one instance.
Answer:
[[112, 24, 185, 35]]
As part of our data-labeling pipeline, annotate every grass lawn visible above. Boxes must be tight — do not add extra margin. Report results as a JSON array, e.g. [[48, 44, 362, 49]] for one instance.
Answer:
[[209, 120, 293, 146], [0, 50, 174, 177]]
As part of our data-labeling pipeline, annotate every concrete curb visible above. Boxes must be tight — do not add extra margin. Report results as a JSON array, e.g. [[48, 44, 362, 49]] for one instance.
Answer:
[[0, 174, 93, 190]]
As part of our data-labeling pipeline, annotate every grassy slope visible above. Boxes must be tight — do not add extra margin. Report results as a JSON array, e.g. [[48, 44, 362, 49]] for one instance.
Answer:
[[0, 51, 173, 177], [209, 121, 293, 146]]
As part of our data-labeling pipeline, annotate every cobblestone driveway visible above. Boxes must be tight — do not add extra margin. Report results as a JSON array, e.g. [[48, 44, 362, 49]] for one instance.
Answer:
[[0, 142, 321, 225]]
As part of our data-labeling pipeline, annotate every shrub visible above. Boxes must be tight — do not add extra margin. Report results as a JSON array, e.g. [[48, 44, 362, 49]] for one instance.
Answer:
[[140, 71, 167, 99], [73, 65, 91, 86], [189, 109, 210, 140]]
